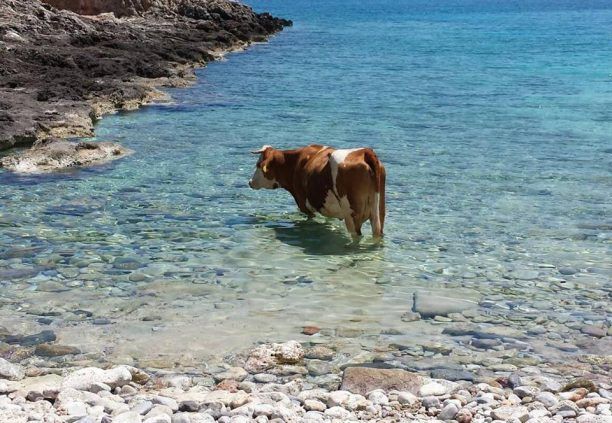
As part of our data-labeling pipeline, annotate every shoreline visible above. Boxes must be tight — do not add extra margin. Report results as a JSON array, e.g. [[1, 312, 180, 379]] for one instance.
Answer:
[[1, 340, 610, 422], [0, 0, 291, 153]]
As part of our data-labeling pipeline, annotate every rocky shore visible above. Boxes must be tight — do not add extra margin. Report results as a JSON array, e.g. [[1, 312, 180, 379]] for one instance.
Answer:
[[1, 340, 611, 422], [0, 0, 291, 152]]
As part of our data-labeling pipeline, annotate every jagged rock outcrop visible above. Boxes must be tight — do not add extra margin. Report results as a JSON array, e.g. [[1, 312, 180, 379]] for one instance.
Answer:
[[0, 0, 291, 151]]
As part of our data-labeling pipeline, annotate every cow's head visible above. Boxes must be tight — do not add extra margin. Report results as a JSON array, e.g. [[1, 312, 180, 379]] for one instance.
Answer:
[[249, 145, 280, 190]]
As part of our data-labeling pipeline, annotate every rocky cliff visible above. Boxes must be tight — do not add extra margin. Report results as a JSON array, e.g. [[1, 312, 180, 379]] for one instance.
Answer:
[[0, 0, 291, 151]]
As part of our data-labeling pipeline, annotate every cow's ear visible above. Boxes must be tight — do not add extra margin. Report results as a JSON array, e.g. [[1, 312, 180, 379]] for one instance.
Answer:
[[251, 145, 272, 154]]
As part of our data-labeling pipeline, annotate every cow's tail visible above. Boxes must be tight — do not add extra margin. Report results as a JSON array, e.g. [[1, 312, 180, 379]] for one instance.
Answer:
[[364, 149, 386, 238]]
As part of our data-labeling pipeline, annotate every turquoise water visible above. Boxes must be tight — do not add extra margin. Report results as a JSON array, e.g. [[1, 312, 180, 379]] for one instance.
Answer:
[[0, 0, 611, 366]]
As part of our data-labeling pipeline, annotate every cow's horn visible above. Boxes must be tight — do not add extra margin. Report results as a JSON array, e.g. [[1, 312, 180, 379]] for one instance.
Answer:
[[251, 145, 272, 154]]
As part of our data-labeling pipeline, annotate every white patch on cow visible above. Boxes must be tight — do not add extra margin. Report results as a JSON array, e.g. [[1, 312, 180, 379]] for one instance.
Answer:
[[371, 192, 382, 236], [320, 189, 352, 220], [305, 199, 316, 214], [249, 167, 278, 190], [330, 148, 362, 191]]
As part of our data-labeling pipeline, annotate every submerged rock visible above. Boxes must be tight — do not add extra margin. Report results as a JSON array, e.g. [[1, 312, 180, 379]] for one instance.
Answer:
[[0, 139, 132, 173], [412, 291, 479, 318]]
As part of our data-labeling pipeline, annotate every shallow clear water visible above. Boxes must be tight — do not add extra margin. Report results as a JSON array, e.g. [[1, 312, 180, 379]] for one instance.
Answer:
[[1, 0, 611, 367]]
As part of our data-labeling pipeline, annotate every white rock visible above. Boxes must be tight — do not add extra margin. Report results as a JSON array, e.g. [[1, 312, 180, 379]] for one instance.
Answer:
[[420, 382, 448, 396], [398, 391, 419, 406], [0, 358, 25, 381], [144, 415, 172, 423], [65, 400, 88, 416], [368, 390, 388, 405], [170, 413, 191, 423], [304, 399, 326, 412], [131, 400, 154, 415], [576, 415, 612, 423], [188, 414, 216, 423], [327, 390, 350, 407], [152, 396, 179, 412], [325, 406, 352, 419], [491, 405, 529, 421], [303, 410, 326, 422], [114, 411, 143, 423], [144, 405, 173, 420]]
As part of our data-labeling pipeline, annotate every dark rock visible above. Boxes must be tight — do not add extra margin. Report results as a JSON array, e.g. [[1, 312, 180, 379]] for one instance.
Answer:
[[508, 373, 522, 389], [442, 324, 479, 337], [0, 0, 291, 150], [179, 400, 200, 412], [430, 368, 475, 382], [3, 330, 56, 347], [34, 343, 81, 357], [562, 378, 597, 392], [340, 366, 423, 396]]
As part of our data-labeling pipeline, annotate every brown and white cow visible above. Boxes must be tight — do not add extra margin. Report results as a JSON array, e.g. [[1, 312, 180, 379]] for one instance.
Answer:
[[248, 144, 386, 238]]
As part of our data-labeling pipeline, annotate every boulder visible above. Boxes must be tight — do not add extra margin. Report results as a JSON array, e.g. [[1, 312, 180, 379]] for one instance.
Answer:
[[62, 366, 132, 391], [340, 367, 423, 396]]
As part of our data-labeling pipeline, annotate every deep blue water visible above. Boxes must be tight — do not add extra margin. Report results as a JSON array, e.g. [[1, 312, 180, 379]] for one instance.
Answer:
[[0, 0, 610, 362]]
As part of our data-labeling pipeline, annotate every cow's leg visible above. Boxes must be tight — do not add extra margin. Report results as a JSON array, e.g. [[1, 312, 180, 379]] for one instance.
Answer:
[[344, 216, 362, 241]]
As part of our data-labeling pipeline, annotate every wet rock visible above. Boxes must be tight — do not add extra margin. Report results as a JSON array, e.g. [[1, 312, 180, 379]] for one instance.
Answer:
[[400, 311, 421, 322], [34, 343, 81, 357], [0, 357, 25, 380], [581, 325, 607, 338], [412, 291, 478, 318], [302, 326, 320, 335], [4, 330, 57, 346], [340, 367, 423, 396], [1, 139, 132, 173], [430, 368, 475, 382], [304, 346, 335, 361]]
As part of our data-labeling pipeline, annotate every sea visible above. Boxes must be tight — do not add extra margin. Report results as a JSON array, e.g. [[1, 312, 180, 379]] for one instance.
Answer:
[[0, 0, 610, 367]]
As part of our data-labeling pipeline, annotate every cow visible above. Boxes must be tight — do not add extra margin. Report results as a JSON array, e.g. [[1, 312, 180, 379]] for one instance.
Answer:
[[248, 144, 386, 238]]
